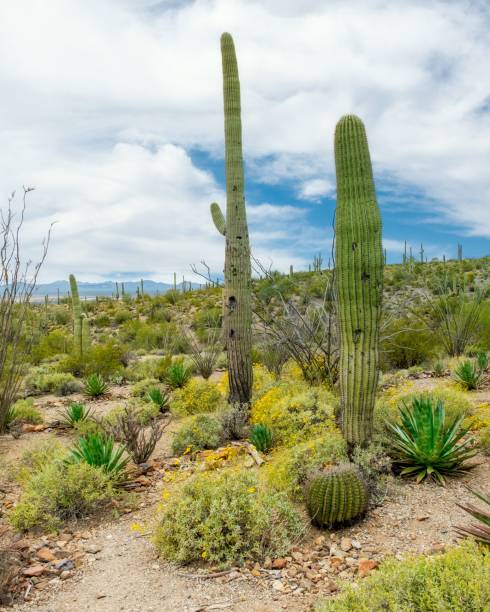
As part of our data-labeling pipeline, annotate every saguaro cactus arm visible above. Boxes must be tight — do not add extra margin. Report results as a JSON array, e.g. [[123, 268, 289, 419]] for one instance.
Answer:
[[210, 202, 226, 236]]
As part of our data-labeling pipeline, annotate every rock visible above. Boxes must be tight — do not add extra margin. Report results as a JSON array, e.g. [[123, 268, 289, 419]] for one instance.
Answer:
[[36, 547, 56, 563], [54, 559, 75, 571], [330, 556, 343, 569], [60, 570, 72, 580], [351, 539, 362, 549], [251, 569, 261, 577], [416, 514, 430, 521], [84, 543, 102, 554], [358, 558, 378, 578], [272, 580, 285, 592], [272, 558, 287, 569], [96, 592, 107, 599], [340, 537, 352, 552], [291, 551, 303, 562], [23, 565, 45, 577], [429, 543, 445, 555], [263, 556, 272, 569], [315, 535, 327, 548]]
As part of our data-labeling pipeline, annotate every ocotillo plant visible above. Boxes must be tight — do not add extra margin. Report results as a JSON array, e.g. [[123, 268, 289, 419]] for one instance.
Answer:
[[69, 274, 83, 357], [210, 32, 252, 406], [334, 115, 383, 447]]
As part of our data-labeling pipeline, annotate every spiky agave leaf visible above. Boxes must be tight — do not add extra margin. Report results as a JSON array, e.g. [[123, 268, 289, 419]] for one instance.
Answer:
[[66, 432, 128, 477], [388, 396, 477, 485], [455, 488, 490, 545]]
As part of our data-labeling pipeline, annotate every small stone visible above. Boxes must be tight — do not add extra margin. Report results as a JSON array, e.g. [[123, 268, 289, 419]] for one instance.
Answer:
[[330, 556, 343, 569], [351, 539, 362, 549], [36, 547, 56, 562], [340, 537, 352, 552], [23, 565, 45, 577], [272, 558, 287, 569], [84, 543, 102, 554], [60, 570, 72, 580], [272, 580, 285, 592], [358, 558, 378, 578], [96, 592, 107, 599], [291, 551, 303, 562], [416, 515, 430, 521], [429, 543, 445, 555], [54, 559, 75, 571], [251, 569, 261, 577], [315, 535, 326, 548], [263, 556, 272, 569]]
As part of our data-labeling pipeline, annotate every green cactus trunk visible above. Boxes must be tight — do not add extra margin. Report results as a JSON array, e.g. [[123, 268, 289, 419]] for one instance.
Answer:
[[210, 33, 252, 406], [334, 115, 383, 447], [69, 274, 90, 358]]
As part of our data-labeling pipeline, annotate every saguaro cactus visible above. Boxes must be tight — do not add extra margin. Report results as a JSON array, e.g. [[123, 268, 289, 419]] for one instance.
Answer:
[[334, 115, 383, 447], [210, 33, 252, 405], [69, 274, 90, 357]]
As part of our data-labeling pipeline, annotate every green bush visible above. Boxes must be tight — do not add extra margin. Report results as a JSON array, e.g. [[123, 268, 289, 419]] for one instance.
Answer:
[[59, 341, 127, 378], [172, 414, 224, 455], [7, 398, 43, 425], [171, 378, 225, 416], [31, 330, 72, 363], [154, 470, 304, 566], [317, 542, 489, 612], [130, 378, 160, 398], [260, 432, 347, 499], [10, 460, 115, 532], [94, 313, 111, 328], [65, 433, 128, 477], [25, 368, 81, 396], [380, 316, 438, 369], [480, 427, 490, 455], [84, 373, 108, 397]]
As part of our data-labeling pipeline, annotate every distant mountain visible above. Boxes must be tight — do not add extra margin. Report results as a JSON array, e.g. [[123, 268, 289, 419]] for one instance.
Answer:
[[29, 279, 201, 298]]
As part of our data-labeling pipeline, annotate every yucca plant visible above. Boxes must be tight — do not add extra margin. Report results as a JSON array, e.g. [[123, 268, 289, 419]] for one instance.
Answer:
[[60, 402, 93, 427], [165, 360, 192, 389], [84, 373, 108, 398], [432, 361, 445, 378], [145, 387, 170, 413], [477, 351, 489, 372], [65, 432, 128, 477], [453, 359, 484, 390], [249, 423, 273, 453], [455, 487, 490, 546], [388, 396, 477, 485]]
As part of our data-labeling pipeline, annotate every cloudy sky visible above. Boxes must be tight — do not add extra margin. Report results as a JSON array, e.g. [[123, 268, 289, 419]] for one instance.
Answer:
[[1, 0, 489, 283]]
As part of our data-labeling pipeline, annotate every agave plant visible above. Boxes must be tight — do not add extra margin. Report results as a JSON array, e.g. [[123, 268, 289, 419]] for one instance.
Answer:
[[66, 432, 128, 477], [455, 487, 490, 546], [165, 360, 192, 389], [249, 423, 273, 453], [84, 373, 108, 398], [60, 402, 93, 427], [145, 387, 170, 413], [388, 396, 477, 485], [453, 360, 484, 390]]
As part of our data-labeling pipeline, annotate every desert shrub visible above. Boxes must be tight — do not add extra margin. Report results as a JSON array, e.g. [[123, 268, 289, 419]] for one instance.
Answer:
[[260, 432, 347, 499], [7, 398, 42, 425], [249, 424, 274, 453], [113, 309, 132, 324], [480, 427, 490, 455], [172, 414, 224, 455], [130, 378, 161, 398], [145, 387, 170, 412], [125, 358, 161, 382], [31, 329, 72, 363], [453, 358, 485, 390], [380, 316, 438, 370], [52, 307, 71, 326], [154, 470, 304, 565], [171, 379, 225, 416], [94, 313, 111, 328], [25, 368, 80, 396], [375, 381, 472, 434], [351, 443, 392, 507], [59, 341, 127, 377], [9, 460, 115, 532], [251, 380, 337, 446], [218, 364, 275, 401], [317, 541, 489, 612]]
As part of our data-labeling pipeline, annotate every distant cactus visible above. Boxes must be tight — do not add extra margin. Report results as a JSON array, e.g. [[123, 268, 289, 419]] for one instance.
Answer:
[[69, 274, 90, 357], [334, 115, 383, 447], [306, 464, 368, 527], [210, 33, 252, 406]]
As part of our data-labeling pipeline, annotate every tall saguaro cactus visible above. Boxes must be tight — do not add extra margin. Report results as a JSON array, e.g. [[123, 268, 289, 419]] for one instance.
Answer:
[[334, 115, 383, 447], [210, 33, 252, 405], [69, 274, 90, 358]]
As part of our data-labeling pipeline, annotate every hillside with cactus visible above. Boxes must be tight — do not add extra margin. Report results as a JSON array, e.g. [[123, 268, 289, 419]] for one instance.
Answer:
[[1, 28, 490, 612]]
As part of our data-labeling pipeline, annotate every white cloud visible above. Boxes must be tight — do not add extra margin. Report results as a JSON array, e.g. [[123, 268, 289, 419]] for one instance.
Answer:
[[0, 0, 489, 280]]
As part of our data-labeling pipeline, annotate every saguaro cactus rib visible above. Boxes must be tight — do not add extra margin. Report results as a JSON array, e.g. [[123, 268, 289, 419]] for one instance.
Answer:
[[210, 33, 252, 406], [334, 115, 383, 447], [69, 274, 83, 357]]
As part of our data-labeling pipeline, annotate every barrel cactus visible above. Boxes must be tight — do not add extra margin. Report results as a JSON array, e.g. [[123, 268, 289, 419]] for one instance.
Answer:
[[334, 115, 383, 447], [306, 464, 368, 528], [210, 33, 252, 406]]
